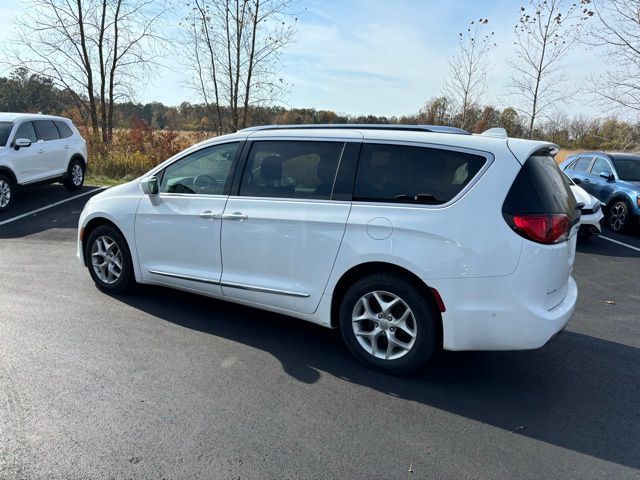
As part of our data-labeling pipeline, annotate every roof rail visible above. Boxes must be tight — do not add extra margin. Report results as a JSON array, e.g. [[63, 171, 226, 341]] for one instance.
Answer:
[[239, 124, 472, 135], [480, 127, 508, 138]]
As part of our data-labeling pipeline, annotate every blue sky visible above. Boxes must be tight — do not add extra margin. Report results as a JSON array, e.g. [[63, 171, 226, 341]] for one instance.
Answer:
[[0, 0, 603, 117]]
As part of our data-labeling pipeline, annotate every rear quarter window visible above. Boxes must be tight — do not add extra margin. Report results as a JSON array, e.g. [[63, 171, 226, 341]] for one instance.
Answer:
[[353, 143, 486, 205], [54, 121, 74, 139]]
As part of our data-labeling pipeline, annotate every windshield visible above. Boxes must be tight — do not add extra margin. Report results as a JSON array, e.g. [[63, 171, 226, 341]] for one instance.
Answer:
[[612, 156, 640, 182], [0, 122, 13, 147]]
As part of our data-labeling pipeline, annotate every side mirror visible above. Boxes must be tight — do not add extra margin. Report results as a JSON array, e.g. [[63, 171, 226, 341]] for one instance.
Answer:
[[13, 138, 32, 150], [572, 177, 582, 185], [599, 171, 614, 181], [140, 176, 158, 195]]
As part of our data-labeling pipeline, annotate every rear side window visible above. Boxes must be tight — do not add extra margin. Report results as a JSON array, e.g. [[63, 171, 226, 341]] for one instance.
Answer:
[[353, 143, 486, 205], [503, 153, 577, 217], [0, 122, 14, 146], [54, 121, 74, 139], [573, 156, 593, 172], [240, 141, 344, 200], [34, 120, 61, 141], [15, 121, 37, 143]]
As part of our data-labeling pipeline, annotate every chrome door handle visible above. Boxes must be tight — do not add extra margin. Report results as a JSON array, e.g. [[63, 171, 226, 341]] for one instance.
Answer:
[[222, 212, 248, 221], [197, 210, 221, 219]]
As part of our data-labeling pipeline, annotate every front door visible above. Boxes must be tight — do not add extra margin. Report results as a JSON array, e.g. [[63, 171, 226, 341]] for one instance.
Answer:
[[220, 139, 354, 314], [10, 121, 43, 183], [135, 141, 241, 295]]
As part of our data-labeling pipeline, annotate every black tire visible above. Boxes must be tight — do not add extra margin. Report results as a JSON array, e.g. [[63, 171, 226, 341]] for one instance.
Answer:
[[85, 225, 135, 294], [339, 273, 439, 374], [64, 158, 85, 191], [607, 200, 631, 233], [0, 172, 15, 213]]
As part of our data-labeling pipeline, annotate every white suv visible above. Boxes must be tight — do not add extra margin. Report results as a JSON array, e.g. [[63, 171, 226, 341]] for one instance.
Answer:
[[0, 113, 88, 212], [77, 125, 579, 373]]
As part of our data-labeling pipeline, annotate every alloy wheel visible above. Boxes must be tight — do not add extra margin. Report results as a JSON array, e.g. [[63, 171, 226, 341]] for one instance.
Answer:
[[0, 178, 11, 208], [91, 235, 123, 284], [71, 163, 84, 186], [351, 290, 417, 360], [609, 202, 627, 231]]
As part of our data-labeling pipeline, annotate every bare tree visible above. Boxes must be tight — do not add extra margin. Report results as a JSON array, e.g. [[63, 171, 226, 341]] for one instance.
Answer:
[[182, 0, 297, 133], [589, 0, 640, 118], [10, 0, 166, 144], [508, 0, 593, 138], [444, 18, 496, 130]]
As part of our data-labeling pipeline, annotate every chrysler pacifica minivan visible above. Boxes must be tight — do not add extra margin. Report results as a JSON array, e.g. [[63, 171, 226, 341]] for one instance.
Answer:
[[77, 125, 579, 373]]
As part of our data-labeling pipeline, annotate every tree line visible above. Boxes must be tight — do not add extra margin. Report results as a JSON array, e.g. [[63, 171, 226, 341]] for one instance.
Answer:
[[1, 0, 639, 153]]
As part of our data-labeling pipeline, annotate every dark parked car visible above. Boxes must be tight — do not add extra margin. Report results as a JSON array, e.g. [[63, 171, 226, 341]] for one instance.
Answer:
[[560, 152, 640, 232]]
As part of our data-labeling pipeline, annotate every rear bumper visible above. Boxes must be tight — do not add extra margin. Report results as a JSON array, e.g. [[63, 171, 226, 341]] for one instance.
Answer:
[[434, 275, 577, 351]]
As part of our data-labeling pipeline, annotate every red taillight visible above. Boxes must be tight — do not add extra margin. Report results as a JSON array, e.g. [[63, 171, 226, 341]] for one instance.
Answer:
[[511, 214, 570, 244]]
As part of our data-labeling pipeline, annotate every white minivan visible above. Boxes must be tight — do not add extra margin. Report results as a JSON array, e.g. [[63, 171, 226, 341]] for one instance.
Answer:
[[0, 113, 88, 212], [77, 125, 579, 373]]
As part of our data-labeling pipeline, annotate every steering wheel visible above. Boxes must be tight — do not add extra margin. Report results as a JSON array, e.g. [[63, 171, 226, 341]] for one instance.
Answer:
[[193, 174, 218, 193]]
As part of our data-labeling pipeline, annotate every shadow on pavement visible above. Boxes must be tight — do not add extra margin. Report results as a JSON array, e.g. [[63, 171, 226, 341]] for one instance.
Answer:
[[114, 283, 640, 471]]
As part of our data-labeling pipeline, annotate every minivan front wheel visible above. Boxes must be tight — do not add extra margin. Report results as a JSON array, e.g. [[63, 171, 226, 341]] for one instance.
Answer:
[[339, 274, 439, 374], [85, 225, 135, 293]]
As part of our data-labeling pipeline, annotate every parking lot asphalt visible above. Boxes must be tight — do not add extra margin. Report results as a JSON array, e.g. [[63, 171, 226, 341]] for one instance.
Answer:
[[0, 185, 639, 480]]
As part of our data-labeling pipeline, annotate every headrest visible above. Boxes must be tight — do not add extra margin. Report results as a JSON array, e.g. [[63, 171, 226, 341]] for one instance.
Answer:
[[261, 156, 283, 181]]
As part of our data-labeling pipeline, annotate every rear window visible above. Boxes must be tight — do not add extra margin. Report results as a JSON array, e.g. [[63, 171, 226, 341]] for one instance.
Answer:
[[34, 120, 61, 141], [503, 153, 578, 217], [353, 143, 486, 205], [54, 121, 74, 139], [0, 122, 13, 146]]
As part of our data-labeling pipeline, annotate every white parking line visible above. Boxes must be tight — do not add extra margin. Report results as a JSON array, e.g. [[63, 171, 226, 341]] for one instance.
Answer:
[[0, 187, 108, 227], [599, 235, 640, 254]]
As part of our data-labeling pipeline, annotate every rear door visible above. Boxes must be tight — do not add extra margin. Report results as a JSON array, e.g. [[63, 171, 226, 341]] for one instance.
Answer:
[[566, 156, 594, 191], [33, 120, 67, 177], [219, 139, 358, 314]]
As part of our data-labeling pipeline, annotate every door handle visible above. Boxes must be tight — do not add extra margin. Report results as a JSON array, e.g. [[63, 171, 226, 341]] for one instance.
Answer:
[[197, 210, 221, 219], [583, 178, 590, 183], [37, 149, 44, 154], [222, 212, 248, 221], [64, 145, 69, 150]]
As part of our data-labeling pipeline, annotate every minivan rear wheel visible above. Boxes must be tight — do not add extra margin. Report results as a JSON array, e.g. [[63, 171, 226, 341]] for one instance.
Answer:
[[339, 273, 439, 374]]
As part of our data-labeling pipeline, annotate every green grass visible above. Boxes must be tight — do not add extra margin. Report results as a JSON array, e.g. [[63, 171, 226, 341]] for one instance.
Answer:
[[85, 173, 131, 187]]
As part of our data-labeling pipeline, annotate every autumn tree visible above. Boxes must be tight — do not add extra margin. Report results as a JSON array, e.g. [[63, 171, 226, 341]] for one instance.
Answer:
[[183, 0, 298, 134], [508, 0, 593, 138], [589, 0, 640, 118], [444, 18, 496, 130], [11, 0, 166, 144]]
